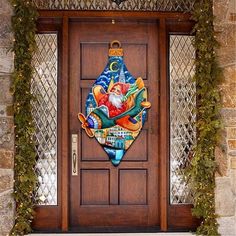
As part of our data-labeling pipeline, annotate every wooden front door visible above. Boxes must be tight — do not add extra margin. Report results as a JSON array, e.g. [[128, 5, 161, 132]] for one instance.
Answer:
[[69, 19, 159, 230]]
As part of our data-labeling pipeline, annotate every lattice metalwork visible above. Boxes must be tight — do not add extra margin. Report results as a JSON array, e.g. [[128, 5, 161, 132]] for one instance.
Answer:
[[33, 0, 195, 12], [32, 34, 58, 205], [169, 35, 196, 204]]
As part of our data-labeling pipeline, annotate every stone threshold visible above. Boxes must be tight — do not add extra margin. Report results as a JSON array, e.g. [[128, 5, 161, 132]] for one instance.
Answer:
[[29, 233, 195, 236]]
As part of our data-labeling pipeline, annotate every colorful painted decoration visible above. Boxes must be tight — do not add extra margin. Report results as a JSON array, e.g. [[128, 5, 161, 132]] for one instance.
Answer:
[[78, 41, 151, 166]]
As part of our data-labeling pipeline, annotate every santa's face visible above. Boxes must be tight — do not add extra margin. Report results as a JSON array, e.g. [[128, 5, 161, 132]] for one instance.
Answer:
[[111, 85, 122, 96], [108, 91, 123, 109]]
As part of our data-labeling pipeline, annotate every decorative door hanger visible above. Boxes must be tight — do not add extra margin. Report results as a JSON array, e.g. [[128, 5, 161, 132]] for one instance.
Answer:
[[78, 41, 151, 166]]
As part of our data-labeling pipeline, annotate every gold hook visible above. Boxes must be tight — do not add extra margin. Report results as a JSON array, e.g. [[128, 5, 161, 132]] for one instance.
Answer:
[[110, 40, 122, 49]]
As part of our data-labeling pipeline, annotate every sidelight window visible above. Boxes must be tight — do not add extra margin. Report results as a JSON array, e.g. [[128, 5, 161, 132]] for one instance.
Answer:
[[32, 34, 58, 205], [169, 35, 196, 204]]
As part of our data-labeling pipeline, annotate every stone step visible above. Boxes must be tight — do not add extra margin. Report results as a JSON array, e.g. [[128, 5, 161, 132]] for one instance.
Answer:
[[29, 233, 195, 236]]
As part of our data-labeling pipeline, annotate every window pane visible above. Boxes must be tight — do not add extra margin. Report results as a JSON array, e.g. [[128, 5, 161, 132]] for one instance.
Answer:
[[33, 0, 195, 12], [32, 34, 58, 205], [169, 35, 196, 204]]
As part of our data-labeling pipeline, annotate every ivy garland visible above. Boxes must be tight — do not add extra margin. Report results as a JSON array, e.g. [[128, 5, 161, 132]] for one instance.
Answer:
[[9, 0, 38, 235], [189, 0, 222, 235], [9, 0, 222, 235]]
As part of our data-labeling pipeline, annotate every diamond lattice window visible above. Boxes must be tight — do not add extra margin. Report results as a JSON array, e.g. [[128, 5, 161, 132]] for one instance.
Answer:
[[32, 34, 58, 205], [169, 35, 196, 204], [33, 0, 195, 12]]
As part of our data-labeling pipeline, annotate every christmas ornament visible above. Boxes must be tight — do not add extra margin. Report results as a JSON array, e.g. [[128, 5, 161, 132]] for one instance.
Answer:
[[78, 41, 151, 166]]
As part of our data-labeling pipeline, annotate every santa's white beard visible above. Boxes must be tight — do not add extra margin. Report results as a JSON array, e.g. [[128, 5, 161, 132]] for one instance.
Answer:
[[108, 92, 123, 109]]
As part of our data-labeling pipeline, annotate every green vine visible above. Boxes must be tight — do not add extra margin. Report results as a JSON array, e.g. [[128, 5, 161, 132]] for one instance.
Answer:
[[9, 0, 38, 235], [189, 0, 222, 235]]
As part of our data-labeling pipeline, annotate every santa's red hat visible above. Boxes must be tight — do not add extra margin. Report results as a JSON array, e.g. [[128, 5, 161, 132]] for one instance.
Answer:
[[111, 82, 129, 95]]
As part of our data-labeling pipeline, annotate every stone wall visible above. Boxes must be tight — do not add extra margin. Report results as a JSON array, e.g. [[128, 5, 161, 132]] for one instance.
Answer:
[[0, 0, 15, 235], [214, 0, 236, 235]]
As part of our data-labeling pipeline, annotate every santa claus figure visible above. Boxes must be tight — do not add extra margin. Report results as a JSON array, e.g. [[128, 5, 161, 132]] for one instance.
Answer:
[[93, 82, 130, 118]]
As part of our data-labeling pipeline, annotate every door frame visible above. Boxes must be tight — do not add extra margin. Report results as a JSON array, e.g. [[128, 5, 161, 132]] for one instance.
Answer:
[[33, 10, 196, 232]]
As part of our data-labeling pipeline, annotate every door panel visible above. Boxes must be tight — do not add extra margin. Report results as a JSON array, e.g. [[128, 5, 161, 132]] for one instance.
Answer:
[[81, 169, 110, 205], [119, 169, 147, 205], [69, 20, 159, 229]]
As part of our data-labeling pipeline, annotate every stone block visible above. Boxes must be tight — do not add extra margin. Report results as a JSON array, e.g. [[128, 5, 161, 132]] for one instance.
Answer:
[[0, 190, 14, 214], [222, 65, 236, 85], [227, 0, 236, 23], [0, 149, 14, 169], [0, 76, 13, 104], [229, 169, 236, 195], [220, 65, 236, 109], [0, 47, 14, 75], [215, 177, 235, 216], [0, 105, 13, 117], [228, 139, 236, 150], [214, 0, 229, 24], [221, 84, 236, 108], [231, 157, 236, 169], [227, 127, 236, 139], [0, 169, 13, 193], [215, 24, 236, 66], [221, 83, 236, 108], [221, 109, 236, 126], [218, 216, 236, 236], [228, 150, 236, 156], [0, 191, 14, 236], [0, 214, 14, 236], [0, 105, 6, 117], [229, 13, 236, 22], [0, 0, 12, 15], [0, 117, 14, 150], [0, 14, 13, 47], [215, 145, 228, 176], [215, 128, 228, 177]]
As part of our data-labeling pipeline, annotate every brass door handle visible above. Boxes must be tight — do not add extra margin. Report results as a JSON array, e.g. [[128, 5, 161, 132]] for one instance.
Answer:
[[71, 134, 78, 176]]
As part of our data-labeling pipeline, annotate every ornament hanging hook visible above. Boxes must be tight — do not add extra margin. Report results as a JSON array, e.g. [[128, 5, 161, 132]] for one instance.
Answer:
[[110, 40, 122, 49], [109, 40, 123, 56]]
